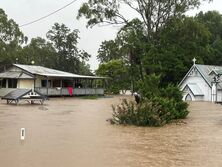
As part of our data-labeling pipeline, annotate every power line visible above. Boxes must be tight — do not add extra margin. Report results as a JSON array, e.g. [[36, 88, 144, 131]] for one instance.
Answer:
[[19, 0, 78, 27]]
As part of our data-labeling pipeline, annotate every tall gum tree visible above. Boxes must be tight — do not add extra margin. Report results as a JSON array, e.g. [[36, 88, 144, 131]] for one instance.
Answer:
[[0, 8, 26, 67], [77, 0, 212, 40], [46, 23, 91, 74]]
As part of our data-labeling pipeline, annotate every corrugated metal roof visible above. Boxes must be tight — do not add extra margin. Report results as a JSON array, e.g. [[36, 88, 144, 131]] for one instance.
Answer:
[[186, 83, 204, 96], [195, 64, 222, 89], [2, 89, 46, 101], [13, 64, 105, 79], [214, 69, 222, 75], [2, 89, 32, 100], [0, 71, 33, 79]]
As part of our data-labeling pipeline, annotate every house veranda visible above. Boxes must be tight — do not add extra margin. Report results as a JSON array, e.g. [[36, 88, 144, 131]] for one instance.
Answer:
[[0, 64, 105, 97]]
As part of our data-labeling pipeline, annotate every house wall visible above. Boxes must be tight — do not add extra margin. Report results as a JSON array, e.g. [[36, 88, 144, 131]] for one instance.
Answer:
[[35, 87, 104, 96], [182, 86, 204, 101], [217, 90, 222, 102], [180, 67, 212, 101], [195, 95, 205, 101], [0, 66, 105, 97], [35, 76, 46, 88], [35, 76, 64, 88], [18, 79, 34, 89]]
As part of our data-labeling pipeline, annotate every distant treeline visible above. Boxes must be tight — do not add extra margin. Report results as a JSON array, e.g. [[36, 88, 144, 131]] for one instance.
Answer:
[[0, 9, 92, 75]]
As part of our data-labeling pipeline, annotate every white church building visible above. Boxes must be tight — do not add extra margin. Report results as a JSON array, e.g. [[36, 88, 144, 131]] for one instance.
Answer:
[[179, 58, 222, 102]]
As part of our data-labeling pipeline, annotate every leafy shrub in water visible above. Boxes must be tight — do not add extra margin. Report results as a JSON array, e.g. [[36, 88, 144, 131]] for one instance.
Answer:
[[112, 97, 188, 127], [112, 99, 162, 126], [111, 75, 189, 127], [112, 99, 137, 124], [159, 84, 189, 119]]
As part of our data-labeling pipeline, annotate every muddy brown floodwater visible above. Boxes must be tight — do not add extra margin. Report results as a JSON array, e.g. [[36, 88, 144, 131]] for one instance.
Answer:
[[1, 96, 222, 167]]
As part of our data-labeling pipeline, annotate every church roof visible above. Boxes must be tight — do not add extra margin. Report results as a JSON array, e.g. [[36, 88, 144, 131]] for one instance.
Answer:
[[179, 64, 222, 89], [195, 64, 222, 89], [185, 83, 204, 96]]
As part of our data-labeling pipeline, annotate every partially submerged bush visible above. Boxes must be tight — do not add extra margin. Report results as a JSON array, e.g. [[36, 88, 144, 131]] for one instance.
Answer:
[[112, 99, 137, 125], [112, 97, 188, 127], [110, 75, 189, 127]]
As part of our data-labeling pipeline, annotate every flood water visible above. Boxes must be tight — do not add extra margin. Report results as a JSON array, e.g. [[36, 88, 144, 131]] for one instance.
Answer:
[[1, 96, 222, 167]]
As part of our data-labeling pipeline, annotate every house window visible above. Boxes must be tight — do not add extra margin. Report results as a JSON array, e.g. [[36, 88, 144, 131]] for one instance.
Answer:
[[41, 80, 47, 87], [52, 80, 61, 87], [41, 80, 51, 87], [8, 79, 17, 88], [1, 79, 6, 88]]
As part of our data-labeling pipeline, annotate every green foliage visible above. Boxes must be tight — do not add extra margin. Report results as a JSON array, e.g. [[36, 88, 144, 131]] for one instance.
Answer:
[[0, 9, 25, 44], [0, 8, 26, 67], [78, 0, 211, 39], [95, 14, 215, 87], [0, 9, 92, 75], [142, 16, 211, 84], [112, 99, 137, 125], [46, 23, 91, 74], [80, 0, 215, 86], [97, 40, 121, 63], [18, 37, 57, 67], [111, 75, 189, 127], [136, 74, 161, 99], [77, 0, 127, 28], [96, 59, 130, 94], [112, 95, 188, 127], [196, 11, 222, 65], [196, 11, 222, 42]]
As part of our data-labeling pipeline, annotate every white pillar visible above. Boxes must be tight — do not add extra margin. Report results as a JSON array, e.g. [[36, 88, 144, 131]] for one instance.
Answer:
[[212, 83, 217, 102]]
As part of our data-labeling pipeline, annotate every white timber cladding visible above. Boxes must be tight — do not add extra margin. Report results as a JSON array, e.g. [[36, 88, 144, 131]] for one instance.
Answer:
[[18, 80, 34, 89], [180, 66, 212, 101], [35, 76, 45, 88], [0, 64, 106, 96], [182, 87, 195, 101], [186, 83, 204, 95], [217, 90, 222, 102]]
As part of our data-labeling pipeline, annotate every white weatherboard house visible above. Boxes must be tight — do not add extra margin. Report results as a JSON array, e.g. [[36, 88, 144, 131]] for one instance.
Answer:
[[179, 59, 222, 102], [0, 64, 105, 97]]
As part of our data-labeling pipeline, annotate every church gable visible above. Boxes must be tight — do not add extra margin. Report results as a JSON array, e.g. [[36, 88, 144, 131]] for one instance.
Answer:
[[187, 66, 201, 77], [179, 61, 222, 101], [179, 63, 214, 101], [179, 65, 208, 88]]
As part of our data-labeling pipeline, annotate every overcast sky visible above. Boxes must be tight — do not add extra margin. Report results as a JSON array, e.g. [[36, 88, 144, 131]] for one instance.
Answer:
[[1, 0, 222, 71]]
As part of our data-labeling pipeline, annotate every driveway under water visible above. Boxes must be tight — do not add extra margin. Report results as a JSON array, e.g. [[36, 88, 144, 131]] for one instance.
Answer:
[[0, 96, 222, 167]]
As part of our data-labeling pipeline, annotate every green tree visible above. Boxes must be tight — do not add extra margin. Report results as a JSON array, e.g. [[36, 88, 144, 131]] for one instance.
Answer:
[[0, 8, 26, 68], [96, 59, 130, 94], [18, 37, 57, 67], [143, 16, 211, 84], [196, 11, 222, 42], [78, 0, 211, 40], [78, 0, 213, 85], [117, 19, 147, 81], [78, 61, 92, 75], [97, 40, 120, 63], [46, 23, 91, 74], [196, 11, 222, 65], [97, 19, 146, 91]]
